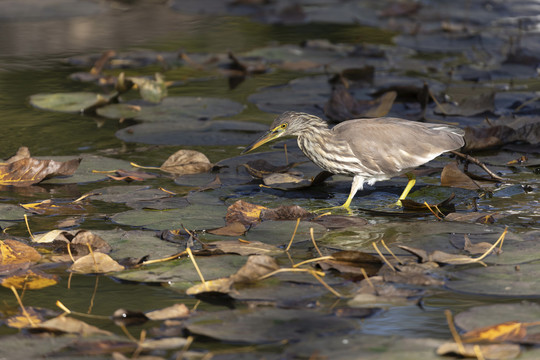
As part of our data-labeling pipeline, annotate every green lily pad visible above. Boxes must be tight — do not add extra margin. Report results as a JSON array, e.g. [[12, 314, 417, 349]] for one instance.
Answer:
[[185, 308, 358, 344], [447, 262, 540, 297], [93, 229, 183, 260], [40, 155, 134, 184], [113, 254, 245, 287], [287, 334, 446, 360], [95, 103, 142, 119], [99, 96, 244, 122], [248, 75, 330, 117], [0, 204, 27, 221], [455, 302, 540, 333], [87, 185, 172, 204], [111, 203, 227, 231], [0, 334, 77, 360], [115, 120, 267, 146], [30, 92, 117, 113]]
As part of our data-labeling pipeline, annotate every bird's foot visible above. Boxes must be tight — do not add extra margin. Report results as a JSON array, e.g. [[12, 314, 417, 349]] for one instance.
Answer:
[[313, 205, 354, 215]]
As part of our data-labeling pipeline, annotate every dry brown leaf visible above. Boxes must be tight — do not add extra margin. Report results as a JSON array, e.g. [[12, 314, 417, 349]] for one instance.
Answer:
[[0, 239, 41, 265], [398, 245, 478, 265], [208, 240, 280, 256], [207, 221, 247, 236], [38, 315, 112, 336], [71, 230, 112, 254], [145, 303, 190, 321], [160, 149, 212, 175], [316, 250, 382, 277], [0, 157, 81, 187], [225, 200, 267, 226], [260, 205, 312, 221], [20, 199, 86, 215], [70, 252, 124, 274], [241, 159, 302, 179], [441, 162, 480, 190], [230, 254, 280, 283], [5, 147, 30, 163], [185, 278, 234, 296]]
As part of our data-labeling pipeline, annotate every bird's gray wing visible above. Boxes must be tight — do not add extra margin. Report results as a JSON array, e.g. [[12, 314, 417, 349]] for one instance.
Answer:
[[332, 118, 464, 176]]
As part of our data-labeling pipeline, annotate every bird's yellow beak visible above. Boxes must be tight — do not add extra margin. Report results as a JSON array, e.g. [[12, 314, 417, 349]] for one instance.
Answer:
[[241, 126, 285, 154]]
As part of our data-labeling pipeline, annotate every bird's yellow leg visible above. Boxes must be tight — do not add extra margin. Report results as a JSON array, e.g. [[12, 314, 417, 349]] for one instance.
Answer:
[[395, 173, 416, 206], [314, 176, 363, 214]]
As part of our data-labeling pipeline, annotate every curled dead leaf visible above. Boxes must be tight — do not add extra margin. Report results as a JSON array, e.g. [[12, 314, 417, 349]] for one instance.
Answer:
[[0, 157, 81, 187], [160, 149, 212, 175]]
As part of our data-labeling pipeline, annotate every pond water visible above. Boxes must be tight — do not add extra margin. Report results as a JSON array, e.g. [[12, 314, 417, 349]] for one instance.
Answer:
[[0, 1, 539, 359]]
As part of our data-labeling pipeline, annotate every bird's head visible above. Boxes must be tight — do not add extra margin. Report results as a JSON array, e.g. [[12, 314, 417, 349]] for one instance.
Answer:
[[242, 111, 315, 154]]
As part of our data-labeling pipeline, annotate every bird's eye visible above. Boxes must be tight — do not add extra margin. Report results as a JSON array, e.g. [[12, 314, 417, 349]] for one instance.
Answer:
[[280, 124, 287, 129]]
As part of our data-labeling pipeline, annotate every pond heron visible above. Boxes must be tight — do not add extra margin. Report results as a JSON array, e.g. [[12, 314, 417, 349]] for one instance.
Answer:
[[243, 111, 465, 209]]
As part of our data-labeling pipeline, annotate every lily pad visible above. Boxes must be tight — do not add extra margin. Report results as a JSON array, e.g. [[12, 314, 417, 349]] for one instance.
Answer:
[[185, 308, 358, 344], [115, 120, 267, 146], [99, 96, 244, 122], [40, 155, 134, 184], [86, 185, 172, 204], [93, 229, 185, 260], [287, 333, 446, 360], [447, 262, 540, 297], [30, 92, 117, 113], [111, 203, 227, 231], [455, 302, 540, 333], [0, 204, 27, 221], [113, 254, 245, 287]]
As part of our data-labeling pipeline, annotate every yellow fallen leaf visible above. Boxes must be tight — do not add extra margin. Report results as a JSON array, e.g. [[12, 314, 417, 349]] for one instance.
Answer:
[[0, 239, 41, 264], [463, 321, 527, 343], [1, 270, 58, 290]]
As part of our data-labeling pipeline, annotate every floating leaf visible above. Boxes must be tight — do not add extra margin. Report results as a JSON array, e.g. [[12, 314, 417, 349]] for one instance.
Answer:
[[20, 199, 87, 215], [30, 92, 117, 113], [115, 120, 266, 146], [207, 222, 246, 237], [185, 278, 234, 296], [225, 200, 266, 227], [70, 252, 124, 274], [0, 240, 41, 264], [185, 308, 357, 344], [1, 270, 58, 290], [6, 308, 43, 329], [0, 157, 81, 187], [316, 250, 382, 277], [462, 321, 529, 343], [241, 159, 303, 178], [260, 205, 312, 221], [160, 149, 212, 175], [229, 255, 280, 283], [129, 73, 167, 103], [37, 316, 112, 336], [145, 303, 190, 321], [208, 240, 281, 256], [440, 162, 480, 190], [101, 96, 244, 122], [436, 342, 521, 359]]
